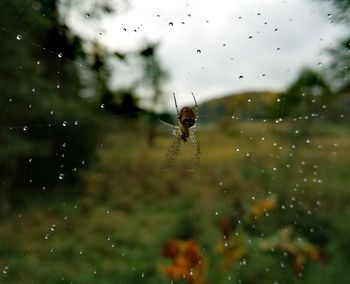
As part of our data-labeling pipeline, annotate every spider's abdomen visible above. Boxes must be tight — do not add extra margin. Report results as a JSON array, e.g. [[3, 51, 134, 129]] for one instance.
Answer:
[[180, 126, 189, 142]]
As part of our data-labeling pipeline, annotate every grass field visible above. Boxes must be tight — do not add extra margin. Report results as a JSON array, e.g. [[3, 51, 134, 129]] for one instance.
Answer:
[[0, 120, 349, 283]]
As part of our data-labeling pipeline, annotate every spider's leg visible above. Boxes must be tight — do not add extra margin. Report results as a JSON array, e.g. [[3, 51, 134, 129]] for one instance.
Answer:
[[190, 132, 200, 168], [173, 93, 180, 118], [191, 92, 198, 119], [160, 120, 176, 128], [161, 120, 180, 137], [165, 135, 181, 170]]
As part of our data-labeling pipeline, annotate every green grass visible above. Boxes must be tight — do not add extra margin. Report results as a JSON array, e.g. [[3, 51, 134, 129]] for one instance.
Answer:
[[0, 120, 349, 283]]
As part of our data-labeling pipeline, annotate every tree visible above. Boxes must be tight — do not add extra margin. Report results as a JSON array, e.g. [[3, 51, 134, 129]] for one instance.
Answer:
[[319, 0, 350, 92], [139, 44, 168, 146], [0, 0, 99, 210], [273, 68, 333, 118]]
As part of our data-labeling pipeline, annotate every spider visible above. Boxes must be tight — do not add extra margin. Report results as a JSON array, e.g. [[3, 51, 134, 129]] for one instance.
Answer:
[[161, 92, 200, 171]]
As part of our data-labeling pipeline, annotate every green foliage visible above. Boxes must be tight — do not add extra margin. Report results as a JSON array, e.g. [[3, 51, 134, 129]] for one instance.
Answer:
[[1, 121, 348, 283]]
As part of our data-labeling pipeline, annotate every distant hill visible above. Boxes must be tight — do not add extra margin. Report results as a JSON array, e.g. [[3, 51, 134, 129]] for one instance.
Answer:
[[198, 91, 282, 124]]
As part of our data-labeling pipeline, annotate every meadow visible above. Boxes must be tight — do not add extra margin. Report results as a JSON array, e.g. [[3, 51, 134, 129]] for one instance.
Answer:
[[0, 119, 349, 284]]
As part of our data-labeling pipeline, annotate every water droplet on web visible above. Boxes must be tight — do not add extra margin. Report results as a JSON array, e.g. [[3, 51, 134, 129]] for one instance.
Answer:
[[23, 126, 28, 131], [168, 22, 173, 26], [74, 121, 79, 126], [196, 49, 201, 54], [58, 53, 63, 58], [100, 104, 105, 109], [58, 173, 64, 180], [86, 13, 90, 18], [62, 121, 67, 127], [32, 88, 36, 93], [274, 28, 279, 32], [16, 35, 22, 40], [248, 35, 253, 39], [239, 75, 243, 79], [56, 84, 60, 89]]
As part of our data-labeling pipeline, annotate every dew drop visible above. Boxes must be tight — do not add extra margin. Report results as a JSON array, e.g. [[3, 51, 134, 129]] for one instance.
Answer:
[[62, 121, 67, 127], [23, 126, 28, 131], [74, 121, 79, 126], [239, 75, 244, 79], [16, 34, 22, 40], [58, 53, 63, 58], [196, 49, 201, 54], [169, 22, 173, 26], [58, 173, 64, 180]]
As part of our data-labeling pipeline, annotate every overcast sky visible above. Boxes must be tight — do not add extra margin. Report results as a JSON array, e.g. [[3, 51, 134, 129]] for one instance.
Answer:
[[66, 0, 347, 108]]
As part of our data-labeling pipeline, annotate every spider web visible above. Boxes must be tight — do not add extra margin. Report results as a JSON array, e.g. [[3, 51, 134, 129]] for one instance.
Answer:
[[0, 0, 349, 283]]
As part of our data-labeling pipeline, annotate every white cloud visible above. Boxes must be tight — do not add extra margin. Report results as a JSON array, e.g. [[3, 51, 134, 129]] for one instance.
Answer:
[[66, 0, 347, 108]]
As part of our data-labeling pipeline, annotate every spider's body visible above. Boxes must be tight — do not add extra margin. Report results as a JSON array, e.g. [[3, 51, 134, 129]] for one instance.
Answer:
[[178, 106, 196, 142], [161, 93, 200, 170]]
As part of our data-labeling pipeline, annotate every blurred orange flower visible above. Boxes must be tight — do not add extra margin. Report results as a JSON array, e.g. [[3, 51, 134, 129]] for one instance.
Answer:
[[161, 239, 207, 284], [248, 195, 277, 219], [259, 227, 323, 275], [216, 233, 247, 269]]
